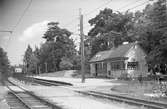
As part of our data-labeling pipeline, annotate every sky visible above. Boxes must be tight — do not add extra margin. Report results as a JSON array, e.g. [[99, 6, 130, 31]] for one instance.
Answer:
[[0, 0, 156, 65]]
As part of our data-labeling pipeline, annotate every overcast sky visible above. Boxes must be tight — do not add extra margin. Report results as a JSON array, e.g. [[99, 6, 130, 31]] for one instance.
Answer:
[[0, 0, 155, 65]]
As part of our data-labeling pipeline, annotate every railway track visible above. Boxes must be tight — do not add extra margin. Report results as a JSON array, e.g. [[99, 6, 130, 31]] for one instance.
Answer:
[[5, 80, 62, 109], [13, 75, 72, 86], [11, 76, 167, 109], [25, 77, 167, 109], [77, 90, 167, 109]]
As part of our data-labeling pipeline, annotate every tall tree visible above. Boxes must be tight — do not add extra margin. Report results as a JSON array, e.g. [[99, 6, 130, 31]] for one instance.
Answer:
[[87, 8, 136, 57], [0, 47, 10, 75], [139, 0, 167, 66], [42, 22, 77, 71], [23, 45, 37, 74]]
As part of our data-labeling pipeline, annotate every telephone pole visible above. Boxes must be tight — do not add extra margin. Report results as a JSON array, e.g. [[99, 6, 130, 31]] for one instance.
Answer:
[[79, 9, 85, 83], [166, 0, 167, 14]]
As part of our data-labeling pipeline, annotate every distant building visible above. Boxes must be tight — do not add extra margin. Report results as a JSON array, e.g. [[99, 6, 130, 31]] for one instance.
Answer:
[[89, 42, 148, 78], [15, 67, 22, 73]]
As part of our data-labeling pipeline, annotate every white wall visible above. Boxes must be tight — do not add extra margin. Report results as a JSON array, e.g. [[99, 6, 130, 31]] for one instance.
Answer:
[[125, 44, 148, 77], [90, 44, 148, 78]]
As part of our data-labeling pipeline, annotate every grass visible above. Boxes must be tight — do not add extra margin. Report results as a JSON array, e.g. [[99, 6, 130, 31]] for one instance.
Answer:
[[110, 80, 167, 103], [111, 80, 153, 93], [0, 80, 10, 109]]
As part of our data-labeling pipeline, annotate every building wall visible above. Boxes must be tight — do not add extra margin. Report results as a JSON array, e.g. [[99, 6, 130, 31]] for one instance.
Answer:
[[90, 62, 108, 77], [90, 44, 148, 78], [124, 44, 148, 77]]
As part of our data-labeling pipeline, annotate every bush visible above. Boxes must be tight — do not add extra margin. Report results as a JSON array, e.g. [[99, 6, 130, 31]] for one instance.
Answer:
[[59, 59, 73, 70]]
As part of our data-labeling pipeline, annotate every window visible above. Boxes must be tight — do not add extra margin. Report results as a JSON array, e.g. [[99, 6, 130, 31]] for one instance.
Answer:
[[110, 61, 125, 70], [127, 62, 138, 70]]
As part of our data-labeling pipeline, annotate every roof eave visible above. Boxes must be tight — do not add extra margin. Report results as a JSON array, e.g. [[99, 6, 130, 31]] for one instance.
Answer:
[[89, 57, 128, 63]]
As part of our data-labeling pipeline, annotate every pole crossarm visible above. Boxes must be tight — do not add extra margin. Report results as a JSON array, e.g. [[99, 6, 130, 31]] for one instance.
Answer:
[[0, 30, 13, 34]]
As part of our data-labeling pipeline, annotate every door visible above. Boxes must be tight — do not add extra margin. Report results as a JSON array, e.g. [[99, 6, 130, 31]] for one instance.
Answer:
[[103, 62, 107, 76], [95, 63, 98, 76]]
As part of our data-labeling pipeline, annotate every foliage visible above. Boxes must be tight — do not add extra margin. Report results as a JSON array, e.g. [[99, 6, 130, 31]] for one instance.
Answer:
[[0, 47, 10, 74], [26, 22, 81, 73], [23, 45, 38, 74], [138, 0, 167, 66], [42, 22, 77, 71], [87, 0, 167, 74], [87, 8, 136, 57], [59, 57, 73, 70], [22, 0, 167, 75]]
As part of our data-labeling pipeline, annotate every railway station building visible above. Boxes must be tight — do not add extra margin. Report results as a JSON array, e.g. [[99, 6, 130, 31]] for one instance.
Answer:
[[89, 42, 148, 78]]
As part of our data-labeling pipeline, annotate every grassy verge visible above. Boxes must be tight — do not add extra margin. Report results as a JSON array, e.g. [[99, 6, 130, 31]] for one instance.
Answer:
[[110, 80, 167, 103]]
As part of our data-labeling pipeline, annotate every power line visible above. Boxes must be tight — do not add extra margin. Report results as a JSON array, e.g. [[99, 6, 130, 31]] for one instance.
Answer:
[[63, 0, 113, 28], [84, 0, 113, 16], [5, 0, 32, 51], [66, 0, 149, 33], [12, 0, 32, 32], [116, 0, 144, 11], [127, 0, 150, 11], [84, 0, 145, 18], [63, 16, 79, 27], [82, 0, 151, 32]]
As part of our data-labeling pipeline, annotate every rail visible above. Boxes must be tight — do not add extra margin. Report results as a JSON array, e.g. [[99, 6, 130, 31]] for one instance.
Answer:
[[6, 80, 62, 109]]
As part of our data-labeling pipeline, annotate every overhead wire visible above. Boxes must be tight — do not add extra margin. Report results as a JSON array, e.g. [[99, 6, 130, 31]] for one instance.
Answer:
[[84, 0, 113, 16], [127, 0, 150, 11], [6, 0, 32, 51], [116, 0, 144, 11], [64, 0, 113, 33], [82, 0, 151, 31], [62, 16, 79, 28], [12, 0, 32, 33], [71, 0, 151, 36], [69, 0, 114, 35]]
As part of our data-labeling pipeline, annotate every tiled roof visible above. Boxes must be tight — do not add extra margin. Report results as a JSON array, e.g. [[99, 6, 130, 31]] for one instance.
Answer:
[[89, 43, 136, 63]]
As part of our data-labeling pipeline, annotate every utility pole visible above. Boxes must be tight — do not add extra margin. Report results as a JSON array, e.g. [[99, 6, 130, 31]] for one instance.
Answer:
[[79, 8, 85, 83], [166, 0, 167, 14]]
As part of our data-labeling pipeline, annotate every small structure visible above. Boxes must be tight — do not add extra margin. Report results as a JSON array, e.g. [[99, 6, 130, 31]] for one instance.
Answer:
[[89, 42, 148, 78], [14, 67, 23, 73]]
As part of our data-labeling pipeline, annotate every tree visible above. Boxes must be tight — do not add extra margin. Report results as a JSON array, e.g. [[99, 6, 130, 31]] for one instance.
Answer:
[[0, 47, 10, 75], [59, 57, 73, 70], [41, 22, 77, 71], [23, 45, 38, 74], [138, 0, 167, 67], [87, 8, 136, 57]]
